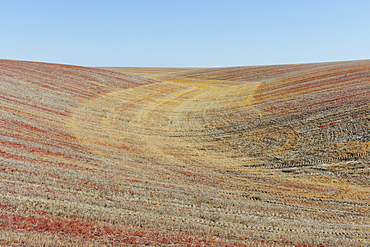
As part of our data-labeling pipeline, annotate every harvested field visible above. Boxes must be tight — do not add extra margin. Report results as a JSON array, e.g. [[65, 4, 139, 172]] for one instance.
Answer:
[[97, 67, 195, 77], [0, 59, 369, 246]]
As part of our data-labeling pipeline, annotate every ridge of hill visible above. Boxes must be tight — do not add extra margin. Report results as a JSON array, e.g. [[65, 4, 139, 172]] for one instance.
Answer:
[[96, 67, 198, 77], [0, 59, 369, 246]]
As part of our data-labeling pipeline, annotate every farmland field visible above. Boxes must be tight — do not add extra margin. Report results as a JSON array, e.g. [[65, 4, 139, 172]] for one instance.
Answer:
[[0, 59, 369, 246]]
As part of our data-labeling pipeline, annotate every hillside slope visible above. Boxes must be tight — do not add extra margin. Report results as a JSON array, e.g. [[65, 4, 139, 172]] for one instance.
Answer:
[[1, 59, 369, 246]]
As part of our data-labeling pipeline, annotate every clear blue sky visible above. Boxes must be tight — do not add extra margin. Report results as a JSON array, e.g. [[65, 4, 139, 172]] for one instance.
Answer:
[[1, 0, 369, 67]]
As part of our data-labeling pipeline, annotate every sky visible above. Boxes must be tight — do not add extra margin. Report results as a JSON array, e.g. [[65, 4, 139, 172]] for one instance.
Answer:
[[1, 0, 370, 67]]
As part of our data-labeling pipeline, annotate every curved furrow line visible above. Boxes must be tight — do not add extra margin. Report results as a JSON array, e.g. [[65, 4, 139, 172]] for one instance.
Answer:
[[66, 79, 262, 171]]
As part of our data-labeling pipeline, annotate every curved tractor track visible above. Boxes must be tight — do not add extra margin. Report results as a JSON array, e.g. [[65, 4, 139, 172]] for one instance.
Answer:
[[0, 59, 369, 246]]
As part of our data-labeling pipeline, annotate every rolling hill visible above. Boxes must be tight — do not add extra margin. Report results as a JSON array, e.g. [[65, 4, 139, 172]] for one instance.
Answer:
[[1, 59, 369, 246]]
